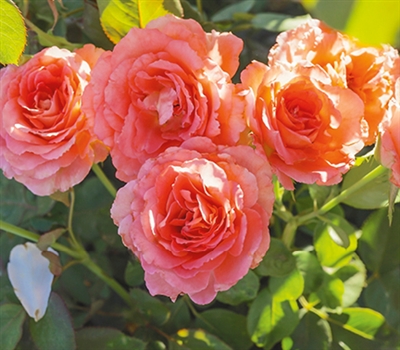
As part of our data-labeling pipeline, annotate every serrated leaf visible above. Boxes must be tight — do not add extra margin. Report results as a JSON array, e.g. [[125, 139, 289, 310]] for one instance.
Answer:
[[76, 327, 146, 350], [216, 270, 259, 306], [0, 304, 26, 350], [195, 309, 252, 350], [0, 0, 26, 64], [97, 0, 183, 44], [29, 293, 76, 350]]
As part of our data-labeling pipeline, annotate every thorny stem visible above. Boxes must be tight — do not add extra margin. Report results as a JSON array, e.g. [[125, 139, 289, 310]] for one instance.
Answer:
[[92, 163, 117, 198]]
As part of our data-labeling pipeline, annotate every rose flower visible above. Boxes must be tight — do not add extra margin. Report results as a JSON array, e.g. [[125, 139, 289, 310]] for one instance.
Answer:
[[0, 45, 108, 196], [82, 14, 248, 182], [379, 78, 400, 187], [241, 60, 366, 189], [111, 137, 274, 304], [268, 19, 399, 145]]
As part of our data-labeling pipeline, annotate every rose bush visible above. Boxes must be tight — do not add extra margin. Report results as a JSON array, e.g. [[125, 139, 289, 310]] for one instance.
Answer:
[[379, 78, 400, 187], [111, 137, 274, 304], [82, 14, 249, 182], [241, 60, 366, 189], [268, 19, 399, 145], [0, 45, 108, 196]]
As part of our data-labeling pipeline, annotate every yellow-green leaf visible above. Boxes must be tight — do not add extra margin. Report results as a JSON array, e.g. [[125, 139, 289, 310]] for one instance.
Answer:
[[0, 0, 27, 65], [97, 0, 183, 44]]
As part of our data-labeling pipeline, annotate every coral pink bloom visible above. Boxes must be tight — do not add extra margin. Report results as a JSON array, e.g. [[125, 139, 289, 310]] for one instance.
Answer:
[[379, 78, 400, 187], [241, 60, 365, 189], [111, 137, 274, 304], [0, 45, 108, 196], [268, 19, 399, 145], [82, 14, 247, 182]]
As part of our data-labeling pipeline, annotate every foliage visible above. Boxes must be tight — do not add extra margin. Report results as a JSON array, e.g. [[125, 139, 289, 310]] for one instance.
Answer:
[[0, 1, 399, 350]]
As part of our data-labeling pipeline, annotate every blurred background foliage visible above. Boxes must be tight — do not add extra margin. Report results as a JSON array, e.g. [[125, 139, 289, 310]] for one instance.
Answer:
[[0, 0, 399, 349]]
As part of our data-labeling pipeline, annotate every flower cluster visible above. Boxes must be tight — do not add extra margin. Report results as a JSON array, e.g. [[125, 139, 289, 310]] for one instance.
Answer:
[[1, 15, 398, 304]]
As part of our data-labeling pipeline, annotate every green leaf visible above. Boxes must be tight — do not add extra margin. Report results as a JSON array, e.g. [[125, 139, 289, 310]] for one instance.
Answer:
[[97, 0, 183, 44], [308, 184, 338, 209], [211, 0, 255, 22], [29, 293, 76, 350], [216, 270, 259, 305], [124, 260, 144, 287], [342, 157, 400, 209], [333, 257, 366, 308], [313, 215, 358, 268], [76, 327, 146, 350], [162, 298, 191, 334], [130, 288, 170, 326], [0, 0, 26, 65], [0, 173, 54, 227], [294, 251, 324, 295], [291, 310, 332, 350], [195, 309, 252, 350], [330, 308, 385, 340], [315, 273, 344, 309], [169, 329, 232, 350], [25, 18, 81, 50], [254, 238, 296, 277], [320, 213, 351, 248], [358, 206, 400, 274], [251, 13, 312, 32], [247, 287, 299, 349], [0, 304, 26, 350], [269, 267, 304, 301]]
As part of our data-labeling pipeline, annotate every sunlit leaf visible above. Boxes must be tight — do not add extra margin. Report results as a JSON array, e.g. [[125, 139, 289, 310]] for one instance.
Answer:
[[169, 328, 232, 350], [294, 251, 324, 295], [0, 0, 26, 65], [315, 273, 344, 309], [269, 267, 304, 301], [97, 0, 183, 44]]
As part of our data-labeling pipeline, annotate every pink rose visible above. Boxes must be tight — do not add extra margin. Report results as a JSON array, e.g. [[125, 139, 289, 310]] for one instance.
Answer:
[[379, 78, 400, 187], [0, 45, 108, 196], [82, 14, 247, 182], [241, 60, 366, 189], [268, 19, 399, 145], [111, 137, 274, 304]]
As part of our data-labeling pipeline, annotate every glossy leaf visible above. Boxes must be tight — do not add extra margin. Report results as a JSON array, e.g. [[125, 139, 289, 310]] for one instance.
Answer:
[[76, 327, 146, 350], [269, 267, 304, 301], [247, 287, 299, 349], [254, 238, 296, 277], [314, 216, 358, 268], [294, 251, 324, 295], [169, 329, 232, 350], [97, 0, 183, 44], [216, 270, 259, 305], [315, 272, 344, 309], [0, 303, 26, 350], [342, 158, 400, 209], [195, 309, 252, 350], [29, 293, 76, 350], [0, 0, 26, 64]]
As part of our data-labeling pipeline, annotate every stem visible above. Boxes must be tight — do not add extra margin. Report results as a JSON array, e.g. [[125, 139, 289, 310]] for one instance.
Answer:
[[196, 0, 203, 14], [297, 164, 387, 226], [0, 220, 81, 259], [67, 189, 80, 248], [92, 163, 117, 198]]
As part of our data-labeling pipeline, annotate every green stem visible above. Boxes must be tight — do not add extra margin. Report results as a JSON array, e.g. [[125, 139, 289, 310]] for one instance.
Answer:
[[67, 189, 80, 248], [92, 163, 117, 198], [196, 0, 203, 14], [0, 220, 81, 259], [297, 164, 387, 226]]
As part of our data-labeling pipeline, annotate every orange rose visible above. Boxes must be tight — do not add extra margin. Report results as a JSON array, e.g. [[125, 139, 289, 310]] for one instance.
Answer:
[[0, 45, 108, 196], [379, 78, 400, 187], [241, 60, 366, 189], [268, 19, 399, 145], [82, 15, 247, 182]]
